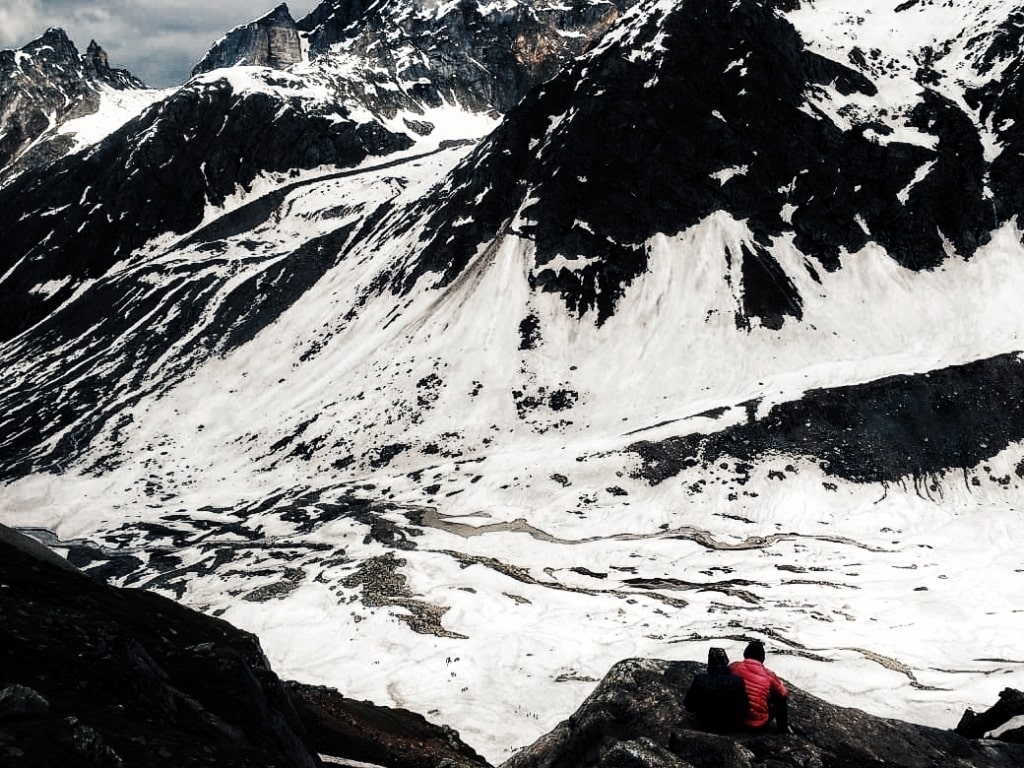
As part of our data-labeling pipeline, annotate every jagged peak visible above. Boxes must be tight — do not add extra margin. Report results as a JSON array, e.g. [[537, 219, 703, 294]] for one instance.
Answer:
[[85, 40, 110, 73], [262, 2, 297, 24], [22, 27, 79, 58], [231, 2, 299, 33], [191, 3, 302, 77]]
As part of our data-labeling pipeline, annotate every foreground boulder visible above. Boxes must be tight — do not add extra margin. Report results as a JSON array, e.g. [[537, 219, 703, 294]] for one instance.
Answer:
[[0, 524, 320, 767], [502, 658, 1024, 768], [956, 688, 1024, 742], [286, 681, 489, 768], [0, 523, 492, 768]]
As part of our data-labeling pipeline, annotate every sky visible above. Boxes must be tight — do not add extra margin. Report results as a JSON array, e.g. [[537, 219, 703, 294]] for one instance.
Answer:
[[0, 0, 321, 87]]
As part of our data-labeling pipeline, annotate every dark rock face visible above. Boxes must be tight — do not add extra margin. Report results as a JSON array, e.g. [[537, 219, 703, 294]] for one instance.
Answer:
[[191, 4, 303, 77], [956, 688, 1024, 743], [398, 0, 996, 325], [298, 0, 638, 115], [286, 682, 491, 768], [966, 7, 1024, 231], [504, 658, 1024, 768], [0, 524, 320, 767], [629, 352, 1024, 486], [0, 29, 145, 179]]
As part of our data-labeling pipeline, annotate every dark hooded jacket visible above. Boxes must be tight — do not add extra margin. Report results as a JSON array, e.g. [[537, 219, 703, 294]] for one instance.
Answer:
[[684, 648, 749, 733]]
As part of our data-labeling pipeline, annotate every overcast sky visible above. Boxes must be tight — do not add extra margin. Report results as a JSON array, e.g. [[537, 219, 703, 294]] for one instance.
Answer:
[[0, 0, 322, 87]]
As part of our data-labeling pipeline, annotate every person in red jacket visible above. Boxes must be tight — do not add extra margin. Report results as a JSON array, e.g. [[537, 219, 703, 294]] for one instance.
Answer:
[[729, 640, 790, 733]]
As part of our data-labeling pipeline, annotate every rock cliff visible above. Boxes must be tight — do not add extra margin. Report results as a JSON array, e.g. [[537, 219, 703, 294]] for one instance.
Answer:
[[191, 4, 303, 77], [0, 523, 491, 767], [0, 523, 318, 767]]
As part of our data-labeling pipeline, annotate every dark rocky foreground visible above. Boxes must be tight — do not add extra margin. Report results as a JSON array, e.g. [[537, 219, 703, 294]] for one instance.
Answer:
[[0, 524, 482, 768], [286, 682, 488, 768], [504, 658, 1024, 768], [0, 523, 318, 767], [3, 522, 1022, 768]]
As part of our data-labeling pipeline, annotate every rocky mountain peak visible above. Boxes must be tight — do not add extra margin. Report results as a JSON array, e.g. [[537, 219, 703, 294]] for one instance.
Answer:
[[85, 40, 110, 74], [190, 3, 303, 77], [0, 29, 146, 181], [24, 27, 78, 60]]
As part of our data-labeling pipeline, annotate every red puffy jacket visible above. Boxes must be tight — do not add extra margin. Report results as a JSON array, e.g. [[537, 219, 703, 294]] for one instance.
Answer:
[[729, 659, 788, 728]]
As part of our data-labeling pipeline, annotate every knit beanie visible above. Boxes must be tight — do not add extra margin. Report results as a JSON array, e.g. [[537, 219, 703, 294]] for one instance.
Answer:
[[707, 647, 729, 666], [743, 640, 766, 662]]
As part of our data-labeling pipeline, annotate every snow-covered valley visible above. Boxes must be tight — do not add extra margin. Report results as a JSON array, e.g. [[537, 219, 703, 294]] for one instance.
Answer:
[[3, 1, 1024, 763]]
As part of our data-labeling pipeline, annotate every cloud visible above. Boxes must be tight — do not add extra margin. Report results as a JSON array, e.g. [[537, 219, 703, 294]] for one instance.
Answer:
[[0, 1, 53, 47], [2, 0, 322, 87]]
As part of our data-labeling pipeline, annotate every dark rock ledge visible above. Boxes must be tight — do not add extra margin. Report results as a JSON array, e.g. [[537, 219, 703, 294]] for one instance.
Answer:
[[504, 658, 1024, 768], [2, 522, 1022, 768]]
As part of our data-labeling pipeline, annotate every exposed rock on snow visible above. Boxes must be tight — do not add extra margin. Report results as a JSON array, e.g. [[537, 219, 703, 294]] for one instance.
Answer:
[[629, 352, 1024, 486], [956, 688, 1024, 743]]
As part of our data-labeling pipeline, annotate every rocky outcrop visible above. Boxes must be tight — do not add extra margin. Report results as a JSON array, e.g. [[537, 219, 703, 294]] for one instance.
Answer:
[[628, 352, 1024, 487], [956, 688, 1024, 743], [0, 29, 145, 179], [504, 658, 1024, 768], [0, 523, 320, 767], [286, 681, 491, 768], [1, 522, 499, 767], [191, 4, 303, 77], [297, 0, 638, 115]]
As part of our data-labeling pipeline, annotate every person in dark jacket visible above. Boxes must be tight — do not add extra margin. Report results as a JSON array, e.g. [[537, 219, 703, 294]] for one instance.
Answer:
[[684, 647, 749, 732], [729, 639, 790, 733]]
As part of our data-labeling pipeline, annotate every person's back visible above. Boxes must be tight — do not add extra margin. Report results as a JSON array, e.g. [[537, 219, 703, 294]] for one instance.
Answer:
[[729, 640, 789, 733], [684, 647, 749, 733]]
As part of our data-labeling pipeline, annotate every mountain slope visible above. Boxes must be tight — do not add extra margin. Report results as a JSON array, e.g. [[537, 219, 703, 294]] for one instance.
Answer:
[[395, 0, 996, 325]]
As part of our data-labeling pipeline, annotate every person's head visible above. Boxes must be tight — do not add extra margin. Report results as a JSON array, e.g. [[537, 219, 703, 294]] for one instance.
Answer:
[[743, 639, 766, 662], [707, 646, 729, 672]]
